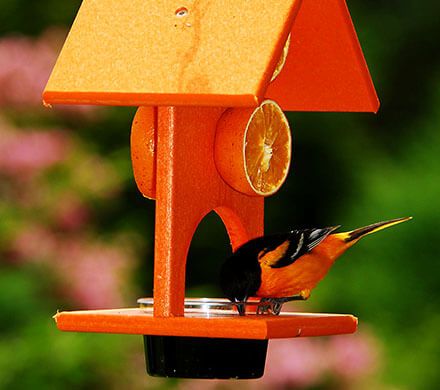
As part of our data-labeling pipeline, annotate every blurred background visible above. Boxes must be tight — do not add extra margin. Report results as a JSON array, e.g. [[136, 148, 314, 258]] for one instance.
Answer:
[[0, 0, 438, 389]]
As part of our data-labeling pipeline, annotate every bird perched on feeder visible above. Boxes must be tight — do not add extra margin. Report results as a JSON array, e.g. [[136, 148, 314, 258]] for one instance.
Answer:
[[221, 217, 411, 315]]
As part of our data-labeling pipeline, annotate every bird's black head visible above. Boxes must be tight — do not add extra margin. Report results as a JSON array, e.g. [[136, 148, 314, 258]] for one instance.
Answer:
[[220, 241, 262, 303]]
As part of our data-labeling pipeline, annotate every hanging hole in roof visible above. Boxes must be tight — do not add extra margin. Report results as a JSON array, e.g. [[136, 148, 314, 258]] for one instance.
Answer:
[[175, 7, 189, 17]]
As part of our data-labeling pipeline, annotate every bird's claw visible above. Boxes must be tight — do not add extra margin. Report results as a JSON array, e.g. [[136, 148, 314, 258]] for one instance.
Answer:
[[256, 299, 271, 315], [234, 294, 308, 316], [256, 294, 308, 316], [256, 298, 284, 315]]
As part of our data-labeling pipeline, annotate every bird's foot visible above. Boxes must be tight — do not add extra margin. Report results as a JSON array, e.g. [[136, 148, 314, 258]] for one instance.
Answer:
[[256, 298, 278, 315], [256, 294, 308, 315]]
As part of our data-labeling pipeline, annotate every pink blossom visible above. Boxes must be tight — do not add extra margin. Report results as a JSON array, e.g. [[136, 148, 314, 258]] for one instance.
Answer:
[[328, 330, 381, 381], [179, 380, 220, 390], [0, 29, 97, 115], [0, 34, 55, 107], [10, 226, 58, 263], [260, 331, 381, 389], [10, 230, 134, 309], [0, 127, 69, 177], [56, 240, 133, 309], [260, 338, 329, 389]]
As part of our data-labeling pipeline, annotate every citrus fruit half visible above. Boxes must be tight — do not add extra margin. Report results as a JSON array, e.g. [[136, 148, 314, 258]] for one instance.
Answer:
[[215, 100, 292, 197], [130, 106, 156, 199]]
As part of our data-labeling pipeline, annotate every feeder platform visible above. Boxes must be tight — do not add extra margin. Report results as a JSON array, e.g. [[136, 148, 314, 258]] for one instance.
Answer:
[[54, 309, 357, 339]]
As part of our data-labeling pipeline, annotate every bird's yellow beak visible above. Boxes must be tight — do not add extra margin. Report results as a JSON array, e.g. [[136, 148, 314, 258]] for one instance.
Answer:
[[333, 217, 412, 243]]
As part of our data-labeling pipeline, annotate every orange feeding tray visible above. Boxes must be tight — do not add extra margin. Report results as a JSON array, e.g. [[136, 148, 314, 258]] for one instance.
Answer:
[[54, 309, 357, 339], [43, 0, 378, 379]]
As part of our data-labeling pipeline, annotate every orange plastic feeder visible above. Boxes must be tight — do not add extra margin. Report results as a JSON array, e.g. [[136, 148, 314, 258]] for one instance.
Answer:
[[44, 0, 378, 379]]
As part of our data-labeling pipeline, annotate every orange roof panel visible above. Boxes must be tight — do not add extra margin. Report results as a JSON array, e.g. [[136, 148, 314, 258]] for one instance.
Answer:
[[266, 0, 379, 112], [43, 0, 300, 107]]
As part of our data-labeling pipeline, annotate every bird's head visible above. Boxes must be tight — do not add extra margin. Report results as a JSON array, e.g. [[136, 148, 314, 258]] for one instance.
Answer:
[[220, 247, 262, 303]]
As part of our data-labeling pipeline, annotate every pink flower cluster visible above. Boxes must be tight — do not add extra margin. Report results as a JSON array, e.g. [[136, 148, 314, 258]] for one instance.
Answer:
[[0, 33, 56, 107], [260, 331, 381, 388], [0, 113, 131, 309], [10, 225, 135, 309], [0, 29, 132, 309], [0, 123, 69, 178], [0, 29, 96, 114], [179, 330, 381, 390], [56, 239, 134, 309]]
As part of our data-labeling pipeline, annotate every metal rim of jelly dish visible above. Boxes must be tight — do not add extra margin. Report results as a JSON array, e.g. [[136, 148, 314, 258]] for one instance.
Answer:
[[137, 297, 268, 316]]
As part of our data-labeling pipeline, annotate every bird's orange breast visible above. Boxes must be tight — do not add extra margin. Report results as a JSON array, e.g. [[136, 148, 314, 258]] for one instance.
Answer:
[[256, 235, 346, 298]]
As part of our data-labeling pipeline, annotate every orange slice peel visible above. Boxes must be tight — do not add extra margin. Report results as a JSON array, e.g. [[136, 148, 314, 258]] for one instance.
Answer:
[[130, 106, 157, 200], [215, 100, 292, 197]]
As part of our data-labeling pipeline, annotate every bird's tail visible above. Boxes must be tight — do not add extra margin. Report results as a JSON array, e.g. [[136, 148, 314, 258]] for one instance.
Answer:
[[337, 217, 412, 243]]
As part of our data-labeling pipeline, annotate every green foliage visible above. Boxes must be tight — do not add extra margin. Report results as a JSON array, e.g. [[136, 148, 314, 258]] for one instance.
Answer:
[[0, 0, 81, 36]]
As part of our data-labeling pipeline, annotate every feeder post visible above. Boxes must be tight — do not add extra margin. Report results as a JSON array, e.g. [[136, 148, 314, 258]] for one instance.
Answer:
[[153, 106, 264, 317]]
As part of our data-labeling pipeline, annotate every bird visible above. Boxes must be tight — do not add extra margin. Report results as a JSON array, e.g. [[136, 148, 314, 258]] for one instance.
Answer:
[[220, 217, 412, 315]]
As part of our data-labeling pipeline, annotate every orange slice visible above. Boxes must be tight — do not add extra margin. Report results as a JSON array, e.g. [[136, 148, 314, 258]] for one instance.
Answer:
[[215, 100, 291, 197], [130, 106, 156, 199], [271, 34, 291, 82]]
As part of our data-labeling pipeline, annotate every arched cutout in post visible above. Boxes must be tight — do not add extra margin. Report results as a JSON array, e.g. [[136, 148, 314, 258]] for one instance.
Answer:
[[215, 206, 262, 252], [184, 211, 233, 295]]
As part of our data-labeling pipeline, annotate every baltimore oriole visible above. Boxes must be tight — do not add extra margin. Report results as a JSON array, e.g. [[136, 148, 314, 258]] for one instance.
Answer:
[[220, 217, 411, 315]]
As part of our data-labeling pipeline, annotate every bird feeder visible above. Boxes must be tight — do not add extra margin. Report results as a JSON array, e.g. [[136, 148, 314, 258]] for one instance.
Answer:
[[44, 0, 379, 379]]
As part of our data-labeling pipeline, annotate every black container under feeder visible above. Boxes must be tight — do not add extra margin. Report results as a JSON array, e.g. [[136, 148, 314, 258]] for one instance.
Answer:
[[139, 298, 268, 379]]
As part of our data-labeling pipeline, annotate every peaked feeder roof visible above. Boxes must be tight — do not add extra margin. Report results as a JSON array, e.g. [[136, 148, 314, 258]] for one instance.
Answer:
[[43, 0, 379, 112]]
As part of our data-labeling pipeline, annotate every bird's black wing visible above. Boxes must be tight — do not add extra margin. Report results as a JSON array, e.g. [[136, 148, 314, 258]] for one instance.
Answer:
[[259, 226, 340, 269], [220, 226, 340, 302]]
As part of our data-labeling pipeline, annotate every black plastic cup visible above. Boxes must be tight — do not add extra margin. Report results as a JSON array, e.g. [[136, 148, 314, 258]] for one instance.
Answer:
[[144, 335, 267, 379], [138, 298, 268, 379]]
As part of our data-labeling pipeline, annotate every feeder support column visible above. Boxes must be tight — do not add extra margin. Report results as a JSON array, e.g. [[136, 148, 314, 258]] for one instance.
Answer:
[[153, 106, 264, 317]]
